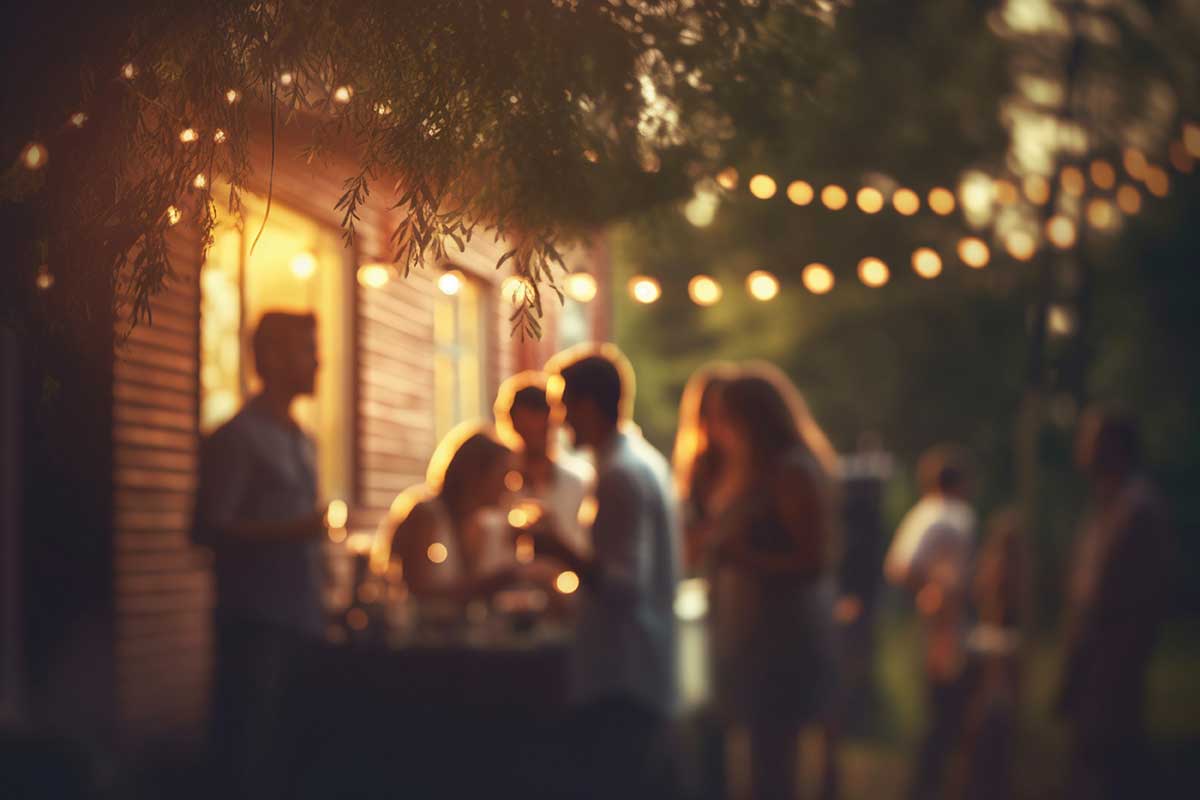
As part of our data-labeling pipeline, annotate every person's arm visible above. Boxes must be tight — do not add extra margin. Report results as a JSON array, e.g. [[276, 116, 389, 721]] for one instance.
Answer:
[[716, 461, 827, 578], [194, 430, 326, 546]]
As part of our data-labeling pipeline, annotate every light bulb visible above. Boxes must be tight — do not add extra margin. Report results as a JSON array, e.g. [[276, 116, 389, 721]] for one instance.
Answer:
[[746, 270, 779, 301], [802, 263, 835, 295]]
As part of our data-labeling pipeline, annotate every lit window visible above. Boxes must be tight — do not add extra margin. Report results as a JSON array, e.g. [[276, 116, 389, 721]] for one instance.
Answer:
[[200, 188, 353, 501], [433, 271, 486, 440]]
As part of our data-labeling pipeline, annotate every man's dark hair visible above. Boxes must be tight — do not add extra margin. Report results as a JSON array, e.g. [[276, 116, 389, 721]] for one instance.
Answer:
[[560, 355, 623, 423], [510, 384, 550, 415], [917, 443, 971, 495], [252, 312, 315, 377]]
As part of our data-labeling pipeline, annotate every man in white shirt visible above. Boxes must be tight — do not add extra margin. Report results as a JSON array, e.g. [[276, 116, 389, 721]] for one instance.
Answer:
[[884, 444, 976, 800], [532, 350, 680, 800]]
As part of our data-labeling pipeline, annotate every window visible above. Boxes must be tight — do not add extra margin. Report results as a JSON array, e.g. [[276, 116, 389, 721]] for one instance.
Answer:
[[432, 271, 486, 441], [199, 189, 353, 502]]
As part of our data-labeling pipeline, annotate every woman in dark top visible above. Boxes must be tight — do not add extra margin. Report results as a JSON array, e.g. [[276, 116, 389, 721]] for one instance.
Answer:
[[705, 363, 840, 800]]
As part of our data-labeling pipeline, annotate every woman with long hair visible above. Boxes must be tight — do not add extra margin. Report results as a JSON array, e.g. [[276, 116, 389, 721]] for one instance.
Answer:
[[704, 362, 840, 800]]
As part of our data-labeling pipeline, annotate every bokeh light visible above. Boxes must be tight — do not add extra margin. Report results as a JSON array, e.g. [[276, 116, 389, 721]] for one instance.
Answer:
[[802, 263, 835, 294], [357, 263, 390, 289], [994, 179, 1019, 205], [746, 270, 780, 301], [1123, 148, 1148, 180], [21, 142, 47, 170], [290, 252, 318, 280], [1005, 230, 1037, 261], [502, 276, 533, 305], [555, 570, 580, 595], [821, 185, 848, 210], [629, 276, 662, 304], [857, 258, 890, 288], [856, 187, 884, 214], [1169, 141, 1195, 174], [1086, 199, 1116, 230], [749, 174, 777, 199], [716, 167, 739, 190], [333, 85, 354, 104], [1046, 215, 1077, 249], [1144, 166, 1169, 198], [1023, 174, 1050, 205], [1090, 159, 1116, 189], [957, 237, 990, 269], [1185, 123, 1200, 158], [787, 180, 814, 206], [179, 127, 198, 143], [437, 269, 464, 295], [427, 542, 448, 564], [1060, 166, 1086, 196], [166, 205, 183, 226], [564, 272, 598, 303], [1116, 184, 1142, 215], [225, 88, 241, 105], [688, 275, 722, 306], [69, 112, 88, 128], [1048, 304, 1077, 336], [892, 188, 920, 216], [911, 248, 942, 279], [213, 129, 228, 144], [928, 187, 956, 215], [326, 499, 349, 529], [504, 471, 524, 493], [193, 173, 208, 189]]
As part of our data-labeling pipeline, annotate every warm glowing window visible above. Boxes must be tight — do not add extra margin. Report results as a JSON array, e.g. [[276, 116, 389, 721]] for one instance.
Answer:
[[433, 270, 486, 440], [200, 188, 353, 501]]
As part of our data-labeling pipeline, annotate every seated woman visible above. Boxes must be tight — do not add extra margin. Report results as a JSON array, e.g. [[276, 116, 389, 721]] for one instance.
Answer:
[[388, 425, 521, 616]]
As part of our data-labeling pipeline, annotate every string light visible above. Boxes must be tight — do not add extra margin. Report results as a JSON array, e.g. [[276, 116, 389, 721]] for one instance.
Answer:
[[290, 252, 318, 279], [437, 269, 464, 295], [802, 263, 835, 295], [1005, 230, 1037, 261], [1060, 165, 1086, 196], [555, 570, 580, 595], [69, 112, 88, 128], [1023, 174, 1050, 205], [892, 188, 920, 216], [928, 187, 956, 215], [192, 173, 207, 189], [564, 272, 598, 303], [1089, 159, 1115, 189], [957, 237, 990, 269], [1116, 184, 1142, 215], [746, 270, 779, 301], [911, 247, 942, 279], [1144, 166, 1169, 198], [1086, 198, 1115, 230], [20, 142, 47, 170], [225, 88, 241, 104], [213, 128, 227, 144], [357, 263, 390, 288], [786, 180, 813, 206], [748, 174, 777, 200], [1168, 141, 1194, 174], [1123, 148, 1147, 180], [279, 71, 295, 87], [629, 276, 661, 304], [1183, 123, 1200, 158], [716, 167, 739, 190], [821, 185, 848, 210], [179, 128, 198, 143], [857, 257, 890, 288], [166, 205, 183, 226], [121, 62, 136, 80], [688, 275, 722, 306], [856, 187, 884, 214], [1046, 215, 1077, 249], [502, 276, 533, 304], [35, 264, 54, 291], [994, 179, 1019, 205]]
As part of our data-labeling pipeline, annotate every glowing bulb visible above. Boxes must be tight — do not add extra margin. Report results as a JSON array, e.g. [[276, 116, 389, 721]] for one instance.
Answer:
[[69, 112, 87, 128], [192, 173, 207, 189], [911, 248, 942, 279], [786, 180, 814, 206], [1123, 148, 1148, 179], [858, 257, 890, 288], [1086, 199, 1115, 230], [326, 499, 349, 529], [279, 71, 295, 87], [892, 188, 920, 216], [508, 508, 529, 528], [437, 269, 464, 295], [225, 88, 241, 104], [179, 128, 198, 143], [374, 102, 393, 116], [35, 265, 54, 291], [1046, 215, 1077, 249], [1005, 230, 1037, 261], [748, 174, 777, 200], [1090, 160, 1115, 189], [356, 263, 390, 288], [928, 187, 956, 215], [1060, 166, 1086, 196], [213, 128, 227, 144], [746, 270, 779, 301], [802, 263, 835, 295], [994, 179, 1019, 205], [1023, 174, 1050, 205], [629, 276, 661, 304], [427, 542, 448, 564], [564, 272, 598, 303], [121, 62, 136, 80], [555, 570, 580, 595], [856, 187, 884, 214], [290, 252, 318, 279], [1144, 166, 1169, 198], [20, 142, 47, 170], [688, 275, 722, 306], [1169, 141, 1194, 174], [716, 167, 739, 190], [821, 185, 848, 210], [1185, 123, 1200, 158], [1116, 184, 1142, 215], [958, 237, 990, 269], [333, 85, 353, 104], [502, 276, 533, 304], [166, 205, 183, 226]]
